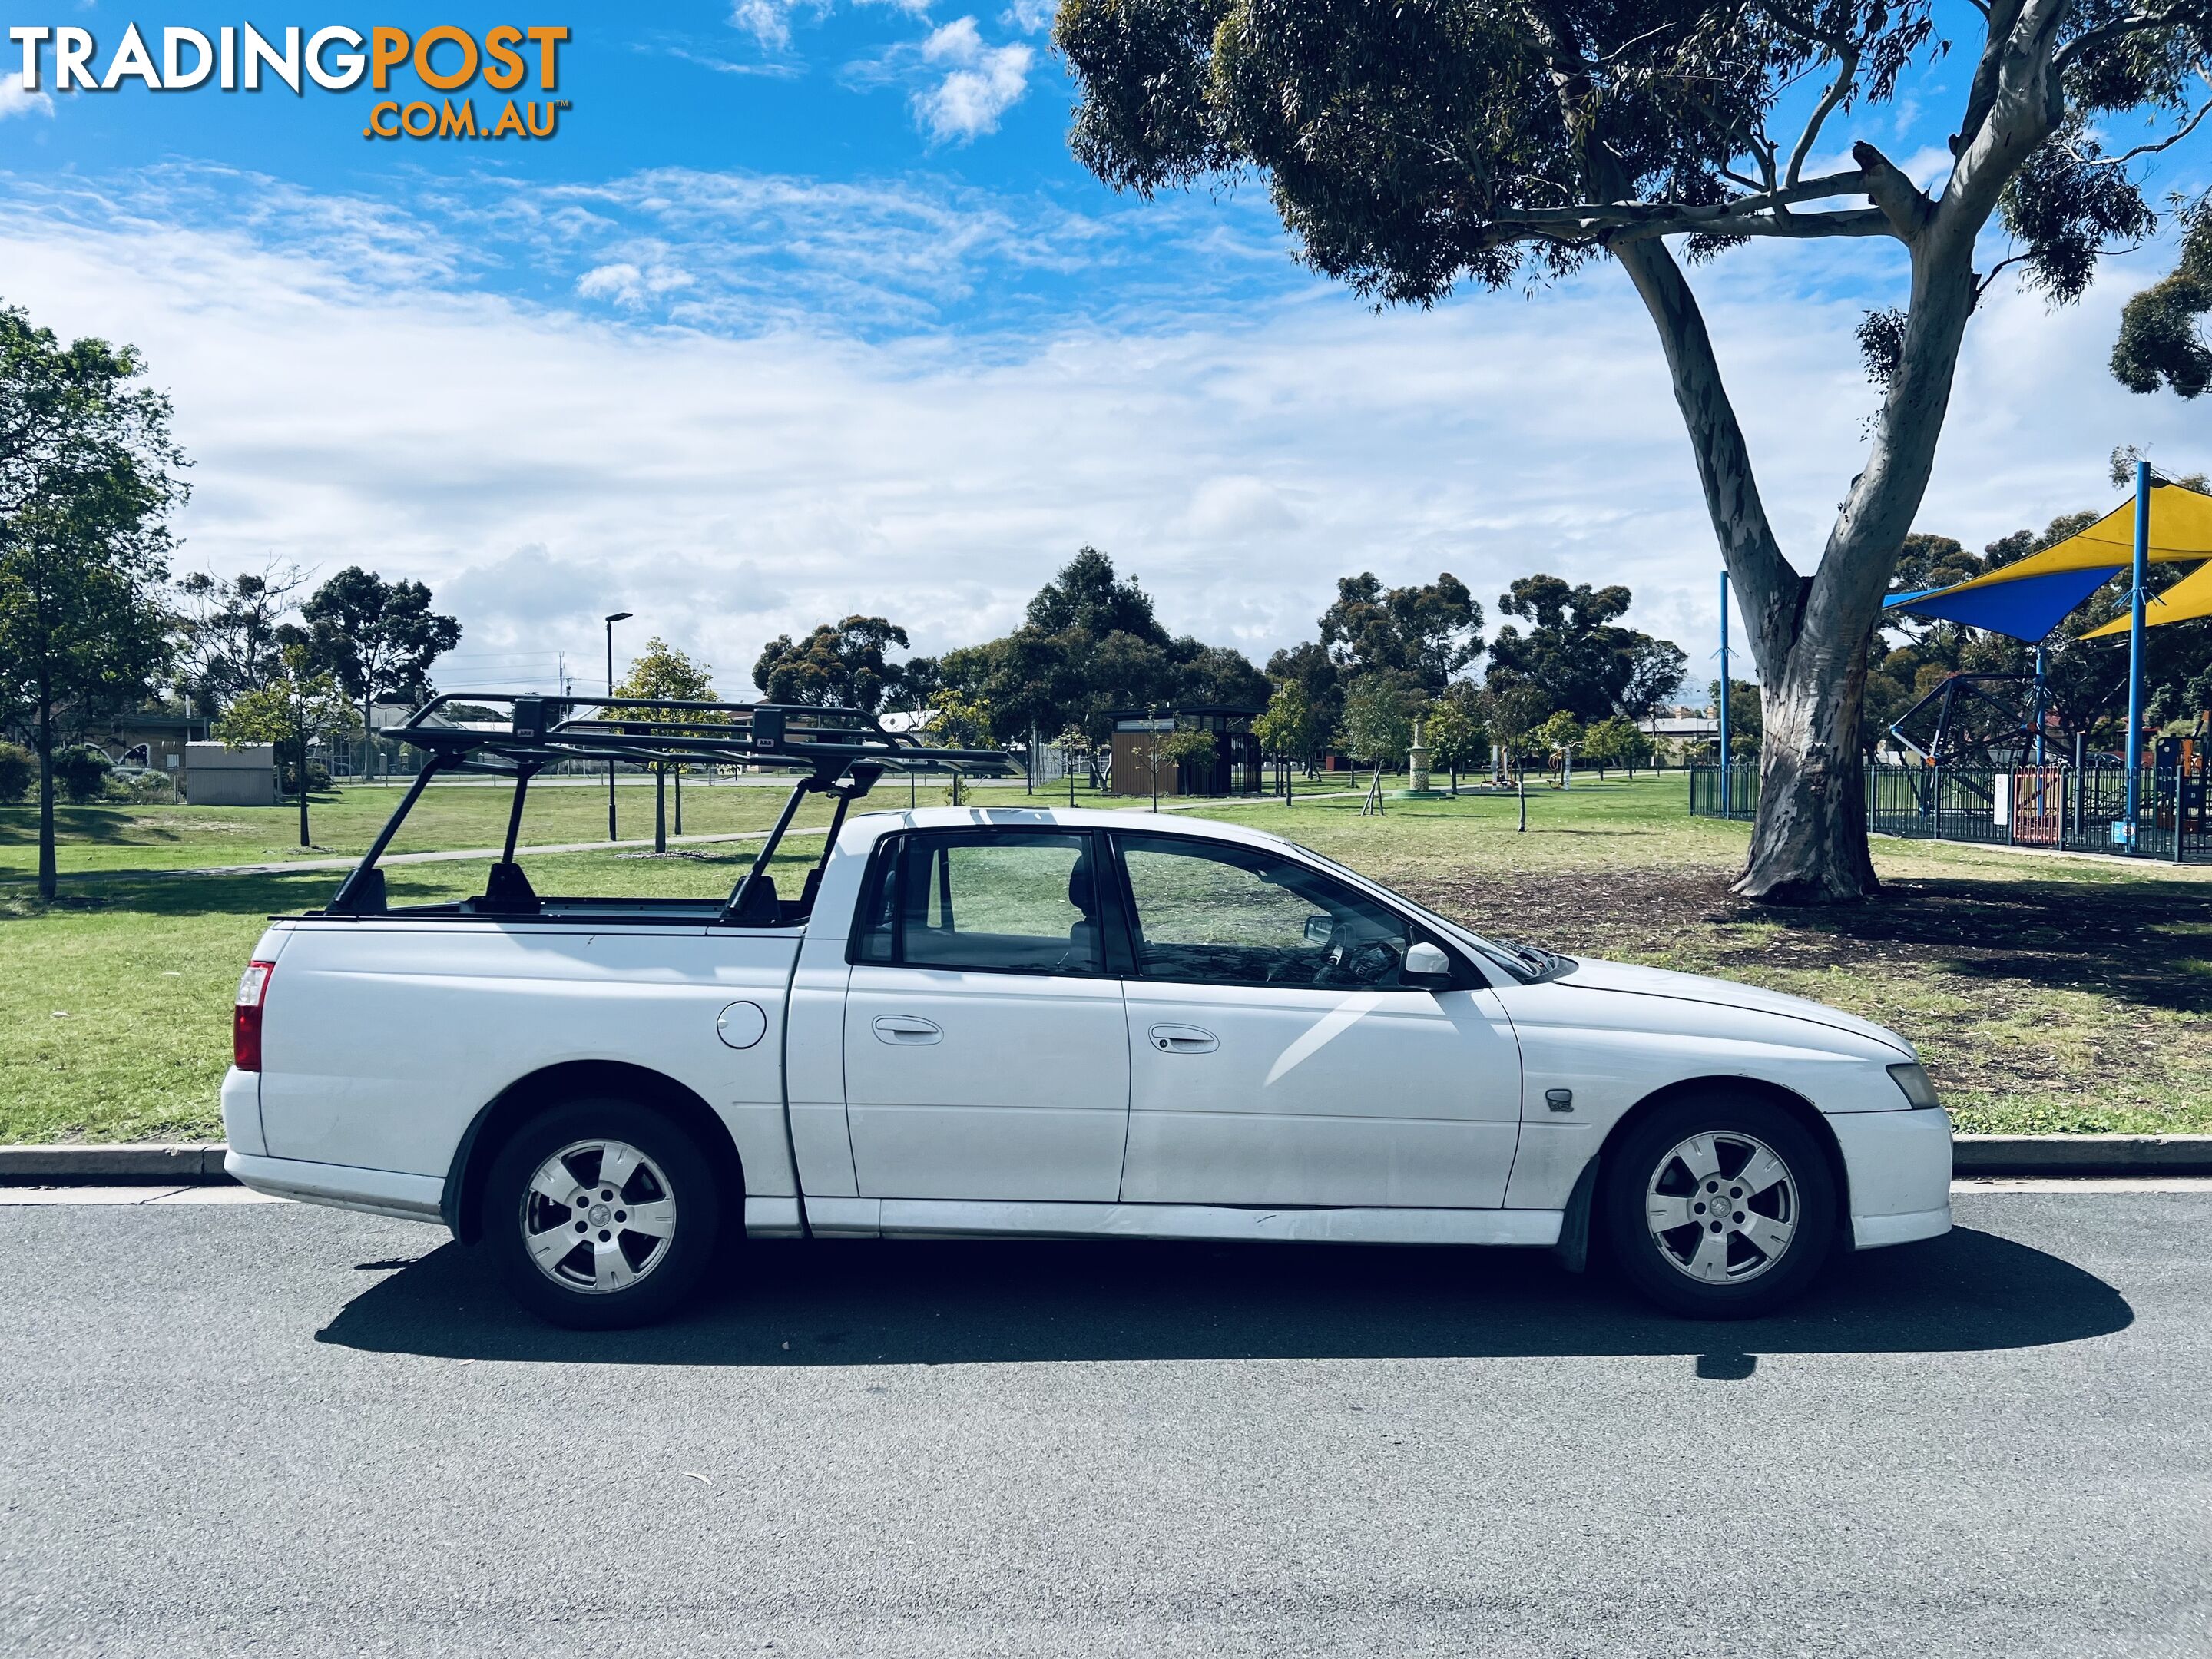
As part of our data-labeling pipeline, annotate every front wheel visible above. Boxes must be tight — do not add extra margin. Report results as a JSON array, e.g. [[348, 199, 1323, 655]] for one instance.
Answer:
[[481, 1098, 722, 1330], [1602, 1097, 1838, 1319]]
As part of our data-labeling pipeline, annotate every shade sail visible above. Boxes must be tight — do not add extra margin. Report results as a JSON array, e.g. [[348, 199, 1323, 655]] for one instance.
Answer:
[[1883, 480, 2212, 641], [1886, 565, 2121, 641], [2082, 556, 2212, 637]]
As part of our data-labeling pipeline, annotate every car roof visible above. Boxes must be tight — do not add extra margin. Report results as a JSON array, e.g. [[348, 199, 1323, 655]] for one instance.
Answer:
[[840, 803, 1296, 854]]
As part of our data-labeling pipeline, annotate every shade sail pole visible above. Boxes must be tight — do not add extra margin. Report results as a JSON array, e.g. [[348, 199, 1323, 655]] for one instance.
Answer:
[[2126, 459, 2151, 836], [1718, 569, 1732, 816]]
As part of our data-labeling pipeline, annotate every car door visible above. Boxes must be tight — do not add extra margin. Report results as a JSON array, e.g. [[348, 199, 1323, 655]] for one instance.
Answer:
[[843, 828, 1131, 1201], [1112, 831, 1522, 1208]]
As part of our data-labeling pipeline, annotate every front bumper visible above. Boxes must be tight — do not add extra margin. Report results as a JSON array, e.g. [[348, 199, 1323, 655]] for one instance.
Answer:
[[1830, 1107, 1954, 1250]]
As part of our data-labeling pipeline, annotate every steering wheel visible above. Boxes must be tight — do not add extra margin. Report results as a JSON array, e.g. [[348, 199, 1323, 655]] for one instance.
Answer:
[[1310, 938, 1397, 988]]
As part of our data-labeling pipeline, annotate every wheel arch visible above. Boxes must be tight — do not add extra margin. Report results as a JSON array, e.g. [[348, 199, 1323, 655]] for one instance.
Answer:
[[1553, 1075, 1851, 1273], [441, 1059, 747, 1244]]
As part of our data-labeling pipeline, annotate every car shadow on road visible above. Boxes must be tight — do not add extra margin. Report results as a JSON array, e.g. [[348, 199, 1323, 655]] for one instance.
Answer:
[[315, 1224, 2130, 1367]]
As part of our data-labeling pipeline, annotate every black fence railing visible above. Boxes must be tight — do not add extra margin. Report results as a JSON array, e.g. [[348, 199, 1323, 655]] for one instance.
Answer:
[[1690, 760, 2210, 863], [1687, 762, 1760, 822]]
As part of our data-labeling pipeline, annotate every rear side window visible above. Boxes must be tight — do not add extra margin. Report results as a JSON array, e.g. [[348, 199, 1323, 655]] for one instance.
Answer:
[[854, 832, 1103, 975]]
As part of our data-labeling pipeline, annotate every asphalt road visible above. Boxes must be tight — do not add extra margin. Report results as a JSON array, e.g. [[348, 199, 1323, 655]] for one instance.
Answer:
[[2, 1190, 2206, 1657]]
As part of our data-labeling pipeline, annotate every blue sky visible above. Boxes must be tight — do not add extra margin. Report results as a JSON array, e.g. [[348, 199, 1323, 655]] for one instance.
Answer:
[[1, 3, 2206, 695]]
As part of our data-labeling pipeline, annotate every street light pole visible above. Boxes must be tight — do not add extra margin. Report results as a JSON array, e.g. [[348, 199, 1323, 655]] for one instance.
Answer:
[[604, 611, 632, 841], [2124, 460, 2150, 843]]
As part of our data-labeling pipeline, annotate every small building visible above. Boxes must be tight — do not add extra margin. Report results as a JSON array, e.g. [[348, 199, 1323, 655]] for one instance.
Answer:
[[1107, 705, 1264, 798], [89, 710, 210, 775], [184, 742, 279, 806]]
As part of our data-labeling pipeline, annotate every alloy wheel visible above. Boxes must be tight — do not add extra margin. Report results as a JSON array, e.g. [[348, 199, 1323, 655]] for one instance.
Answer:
[[1642, 1131, 1800, 1285], [518, 1137, 678, 1293]]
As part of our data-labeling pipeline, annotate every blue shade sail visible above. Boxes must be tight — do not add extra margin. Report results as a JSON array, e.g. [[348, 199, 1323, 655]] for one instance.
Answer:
[[1882, 565, 2118, 641]]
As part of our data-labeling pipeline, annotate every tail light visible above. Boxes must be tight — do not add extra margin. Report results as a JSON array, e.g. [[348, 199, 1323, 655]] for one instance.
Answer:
[[233, 960, 275, 1071]]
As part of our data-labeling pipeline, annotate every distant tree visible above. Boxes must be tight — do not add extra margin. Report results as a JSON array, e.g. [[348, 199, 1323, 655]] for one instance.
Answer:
[[51, 743, 114, 803], [1025, 545, 1167, 642], [1583, 714, 1655, 776], [1422, 699, 1482, 791], [1255, 678, 1331, 779], [214, 645, 353, 846], [1708, 679, 1766, 759], [618, 637, 718, 852], [931, 549, 1267, 747], [1535, 710, 1588, 770], [0, 741, 31, 802], [1263, 641, 1343, 753], [1487, 575, 1685, 723], [1476, 677, 1549, 774], [171, 561, 309, 714], [0, 305, 187, 900], [2112, 200, 2211, 400], [1339, 676, 1412, 769], [753, 615, 909, 711], [300, 568, 461, 767], [1319, 572, 1482, 695]]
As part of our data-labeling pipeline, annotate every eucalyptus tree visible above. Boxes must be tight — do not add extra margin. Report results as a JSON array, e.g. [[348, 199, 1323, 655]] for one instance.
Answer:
[[1058, 0, 2212, 899]]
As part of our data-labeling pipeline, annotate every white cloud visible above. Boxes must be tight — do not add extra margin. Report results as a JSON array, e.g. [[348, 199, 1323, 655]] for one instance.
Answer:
[[0, 72, 55, 121], [575, 260, 697, 308], [1000, 0, 1057, 32], [910, 18, 1032, 144], [0, 175, 2199, 697]]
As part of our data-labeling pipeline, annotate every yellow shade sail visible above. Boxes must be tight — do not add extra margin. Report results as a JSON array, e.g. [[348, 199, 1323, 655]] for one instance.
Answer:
[[1922, 481, 2212, 599], [2082, 555, 2212, 637]]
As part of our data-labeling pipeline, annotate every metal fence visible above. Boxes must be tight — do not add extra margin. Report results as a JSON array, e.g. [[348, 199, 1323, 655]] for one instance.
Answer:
[[1686, 762, 1760, 822], [1690, 760, 2210, 863]]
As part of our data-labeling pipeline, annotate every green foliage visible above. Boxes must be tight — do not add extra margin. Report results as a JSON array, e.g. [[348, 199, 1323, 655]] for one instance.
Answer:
[[1582, 714, 1655, 770], [0, 742, 31, 801], [299, 566, 461, 719], [1535, 710, 1587, 756], [2111, 197, 2211, 399], [1475, 677, 1549, 764], [927, 689, 997, 748], [1254, 679, 1332, 767], [171, 562, 307, 714], [52, 743, 114, 803], [1421, 699, 1482, 773], [1157, 727, 1219, 769], [1263, 641, 1342, 750], [1318, 571, 1482, 696], [752, 616, 905, 710], [1487, 575, 1686, 722], [1339, 677, 1412, 767], [214, 655, 356, 797], [912, 548, 1269, 745], [0, 303, 187, 897]]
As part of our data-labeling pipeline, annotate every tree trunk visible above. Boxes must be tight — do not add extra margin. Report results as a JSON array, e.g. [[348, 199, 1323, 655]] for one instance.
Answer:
[[654, 767, 667, 853], [35, 689, 56, 903]]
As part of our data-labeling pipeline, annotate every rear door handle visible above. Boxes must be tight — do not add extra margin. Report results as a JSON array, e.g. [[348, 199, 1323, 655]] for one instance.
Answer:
[[873, 1015, 942, 1045], [1148, 1023, 1218, 1054]]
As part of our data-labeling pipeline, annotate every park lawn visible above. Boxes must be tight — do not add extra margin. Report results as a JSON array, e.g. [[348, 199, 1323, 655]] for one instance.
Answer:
[[0, 776, 855, 877], [3, 770, 2207, 1142]]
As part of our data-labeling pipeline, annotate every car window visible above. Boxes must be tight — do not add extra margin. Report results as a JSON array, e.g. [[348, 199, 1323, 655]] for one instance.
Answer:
[[1116, 833, 1419, 988], [861, 833, 1103, 975]]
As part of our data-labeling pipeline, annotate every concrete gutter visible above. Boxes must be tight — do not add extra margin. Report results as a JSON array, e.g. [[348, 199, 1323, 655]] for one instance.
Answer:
[[4, 1134, 2210, 1186]]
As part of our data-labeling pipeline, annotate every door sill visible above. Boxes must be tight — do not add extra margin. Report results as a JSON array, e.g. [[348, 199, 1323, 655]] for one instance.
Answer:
[[802, 1197, 1561, 1247]]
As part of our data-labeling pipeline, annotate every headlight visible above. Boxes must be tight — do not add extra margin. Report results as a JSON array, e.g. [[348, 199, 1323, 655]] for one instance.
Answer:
[[1886, 1061, 1941, 1110]]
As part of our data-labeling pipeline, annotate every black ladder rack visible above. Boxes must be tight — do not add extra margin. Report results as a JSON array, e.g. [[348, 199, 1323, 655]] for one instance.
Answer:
[[326, 692, 1012, 922]]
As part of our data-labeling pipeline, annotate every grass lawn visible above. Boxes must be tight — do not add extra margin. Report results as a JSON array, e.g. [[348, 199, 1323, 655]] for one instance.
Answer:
[[5, 770, 2207, 1143]]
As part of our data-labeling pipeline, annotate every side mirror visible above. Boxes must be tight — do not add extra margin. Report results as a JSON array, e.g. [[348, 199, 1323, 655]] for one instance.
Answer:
[[1402, 941, 1452, 985], [1304, 914, 1335, 945]]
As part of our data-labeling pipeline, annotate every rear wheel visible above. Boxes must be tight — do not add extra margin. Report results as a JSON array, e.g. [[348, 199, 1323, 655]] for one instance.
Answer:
[[1603, 1096, 1837, 1319], [482, 1098, 722, 1330]]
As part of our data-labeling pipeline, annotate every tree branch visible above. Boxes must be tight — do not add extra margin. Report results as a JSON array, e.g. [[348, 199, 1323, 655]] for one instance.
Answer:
[[2055, 5, 2198, 73], [1787, 41, 1861, 187], [1850, 141, 1934, 238]]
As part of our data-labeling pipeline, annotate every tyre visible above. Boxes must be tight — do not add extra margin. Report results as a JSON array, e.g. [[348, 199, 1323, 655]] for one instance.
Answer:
[[1602, 1095, 1839, 1319], [481, 1098, 723, 1330]]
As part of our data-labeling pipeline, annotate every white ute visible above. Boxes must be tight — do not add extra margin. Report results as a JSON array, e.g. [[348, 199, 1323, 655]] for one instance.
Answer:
[[224, 695, 1952, 1327]]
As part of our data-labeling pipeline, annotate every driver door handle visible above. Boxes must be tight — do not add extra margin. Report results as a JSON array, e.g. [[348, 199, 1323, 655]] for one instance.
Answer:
[[873, 1015, 942, 1045], [1149, 1024, 1218, 1054]]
